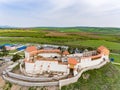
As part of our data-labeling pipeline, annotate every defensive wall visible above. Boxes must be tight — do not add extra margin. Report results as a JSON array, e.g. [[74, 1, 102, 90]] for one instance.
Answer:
[[2, 59, 109, 89]]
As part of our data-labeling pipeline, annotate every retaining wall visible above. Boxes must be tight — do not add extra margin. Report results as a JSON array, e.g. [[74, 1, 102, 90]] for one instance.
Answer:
[[2, 75, 59, 87], [7, 72, 52, 81], [7, 71, 68, 82]]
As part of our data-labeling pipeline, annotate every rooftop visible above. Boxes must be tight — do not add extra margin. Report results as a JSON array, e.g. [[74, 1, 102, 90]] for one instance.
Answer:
[[68, 58, 77, 65], [26, 46, 37, 52]]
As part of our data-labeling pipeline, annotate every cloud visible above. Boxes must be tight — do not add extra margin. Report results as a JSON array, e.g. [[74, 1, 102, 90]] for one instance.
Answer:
[[0, 0, 120, 27]]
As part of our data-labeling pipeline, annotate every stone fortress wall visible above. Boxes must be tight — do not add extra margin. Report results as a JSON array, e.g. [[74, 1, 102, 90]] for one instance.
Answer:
[[2, 59, 109, 89]]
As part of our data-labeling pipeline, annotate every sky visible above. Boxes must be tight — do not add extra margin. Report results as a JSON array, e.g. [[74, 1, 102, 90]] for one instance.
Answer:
[[0, 0, 120, 27]]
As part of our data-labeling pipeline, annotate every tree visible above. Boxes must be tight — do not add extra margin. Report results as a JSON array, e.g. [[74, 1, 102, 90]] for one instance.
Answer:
[[2, 46, 9, 56], [11, 54, 21, 62], [0, 46, 9, 57], [68, 47, 75, 54], [0, 52, 3, 57]]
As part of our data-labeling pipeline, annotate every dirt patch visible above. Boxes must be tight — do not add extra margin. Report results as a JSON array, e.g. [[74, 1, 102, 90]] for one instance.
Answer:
[[45, 31, 68, 37], [45, 86, 59, 90], [67, 32, 102, 39], [11, 84, 21, 90]]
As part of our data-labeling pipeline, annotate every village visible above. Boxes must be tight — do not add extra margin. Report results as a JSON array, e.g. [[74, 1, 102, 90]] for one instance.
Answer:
[[0, 43, 110, 89]]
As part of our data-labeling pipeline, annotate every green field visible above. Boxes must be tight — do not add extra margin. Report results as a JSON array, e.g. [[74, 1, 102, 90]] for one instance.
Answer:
[[0, 27, 120, 53], [1, 27, 120, 90], [110, 54, 120, 63]]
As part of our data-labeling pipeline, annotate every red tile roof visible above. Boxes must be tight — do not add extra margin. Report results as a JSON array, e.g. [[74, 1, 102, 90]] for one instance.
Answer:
[[63, 50, 69, 55], [26, 47, 61, 55], [91, 53, 102, 59], [97, 46, 109, 55], [68, 58, 77, 65], [26, 46, 37, 52], [37, 49, 61, 53]]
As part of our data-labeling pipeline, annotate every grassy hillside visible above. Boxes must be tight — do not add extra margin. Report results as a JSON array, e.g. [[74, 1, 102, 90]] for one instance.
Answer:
[[62, 63, 120, 90]]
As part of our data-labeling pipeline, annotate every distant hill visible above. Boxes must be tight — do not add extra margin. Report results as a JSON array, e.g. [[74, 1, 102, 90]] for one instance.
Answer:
[[32, 26, 120, 35], [1, 26, 120, 35], [0, 25, 13, 29]]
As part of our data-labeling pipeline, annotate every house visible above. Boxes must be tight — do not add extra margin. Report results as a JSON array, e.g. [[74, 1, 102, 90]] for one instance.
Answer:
[[24, 46, 69, 75], [1, 44, 16, 50]]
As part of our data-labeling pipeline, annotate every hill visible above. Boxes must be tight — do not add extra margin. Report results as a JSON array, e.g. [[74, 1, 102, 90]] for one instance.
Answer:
[[62, 63, 120, 90], [0, 27, 120, 90], [33, 27, 120, 35]]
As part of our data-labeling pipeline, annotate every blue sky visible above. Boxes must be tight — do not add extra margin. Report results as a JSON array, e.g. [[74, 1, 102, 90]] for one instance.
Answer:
[[0, 0, 120, 27]]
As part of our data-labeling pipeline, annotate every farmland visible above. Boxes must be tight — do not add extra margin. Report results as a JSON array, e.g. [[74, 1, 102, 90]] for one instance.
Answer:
[[0, 27, 120, 64], [1, 27, 120, 63], [0, 27, 120, 90], [0, 27, 120, 53]]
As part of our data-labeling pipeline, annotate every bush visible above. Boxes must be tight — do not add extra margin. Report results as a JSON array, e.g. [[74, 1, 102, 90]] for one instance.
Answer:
[[3, 82, 12, 90], [11, 54, 21, 62]]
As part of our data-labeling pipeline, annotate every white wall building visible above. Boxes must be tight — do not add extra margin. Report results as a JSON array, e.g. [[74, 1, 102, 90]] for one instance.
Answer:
[[23, 45, 109, 76]]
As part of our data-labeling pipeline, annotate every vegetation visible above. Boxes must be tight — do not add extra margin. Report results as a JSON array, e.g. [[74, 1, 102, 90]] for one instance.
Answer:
[[11, 54, 21, 62], [3, 82, 12, 90], [110, 54, 120, 63], [0, 46, 9, 57], [28, 87, 37, 90], [12, 63, 20, 72], [0, 27, 120, 54], [0, 27, 120, 90], [62, 63, 120, 90], [28, 86, 47, 90]]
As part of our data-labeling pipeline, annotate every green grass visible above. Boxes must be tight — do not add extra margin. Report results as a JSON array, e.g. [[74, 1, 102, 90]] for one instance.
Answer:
[[0, 28, 120, 53], [79, 40, 120, 50], [65, 40, 120, 53], [62, 63, 120, 90], [9, 49, 18, 53], [110, 54, 120, 63], [12, 63, 20, 72], [33, 27, 120, 35], [3, 82, 12, 90], [28, 87, 37, 90], [0, 29, 46, 37]]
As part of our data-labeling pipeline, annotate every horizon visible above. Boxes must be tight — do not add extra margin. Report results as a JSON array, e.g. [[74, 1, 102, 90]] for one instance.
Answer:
[[0, 0, 120, 27], [1, 25, 120, 28]]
